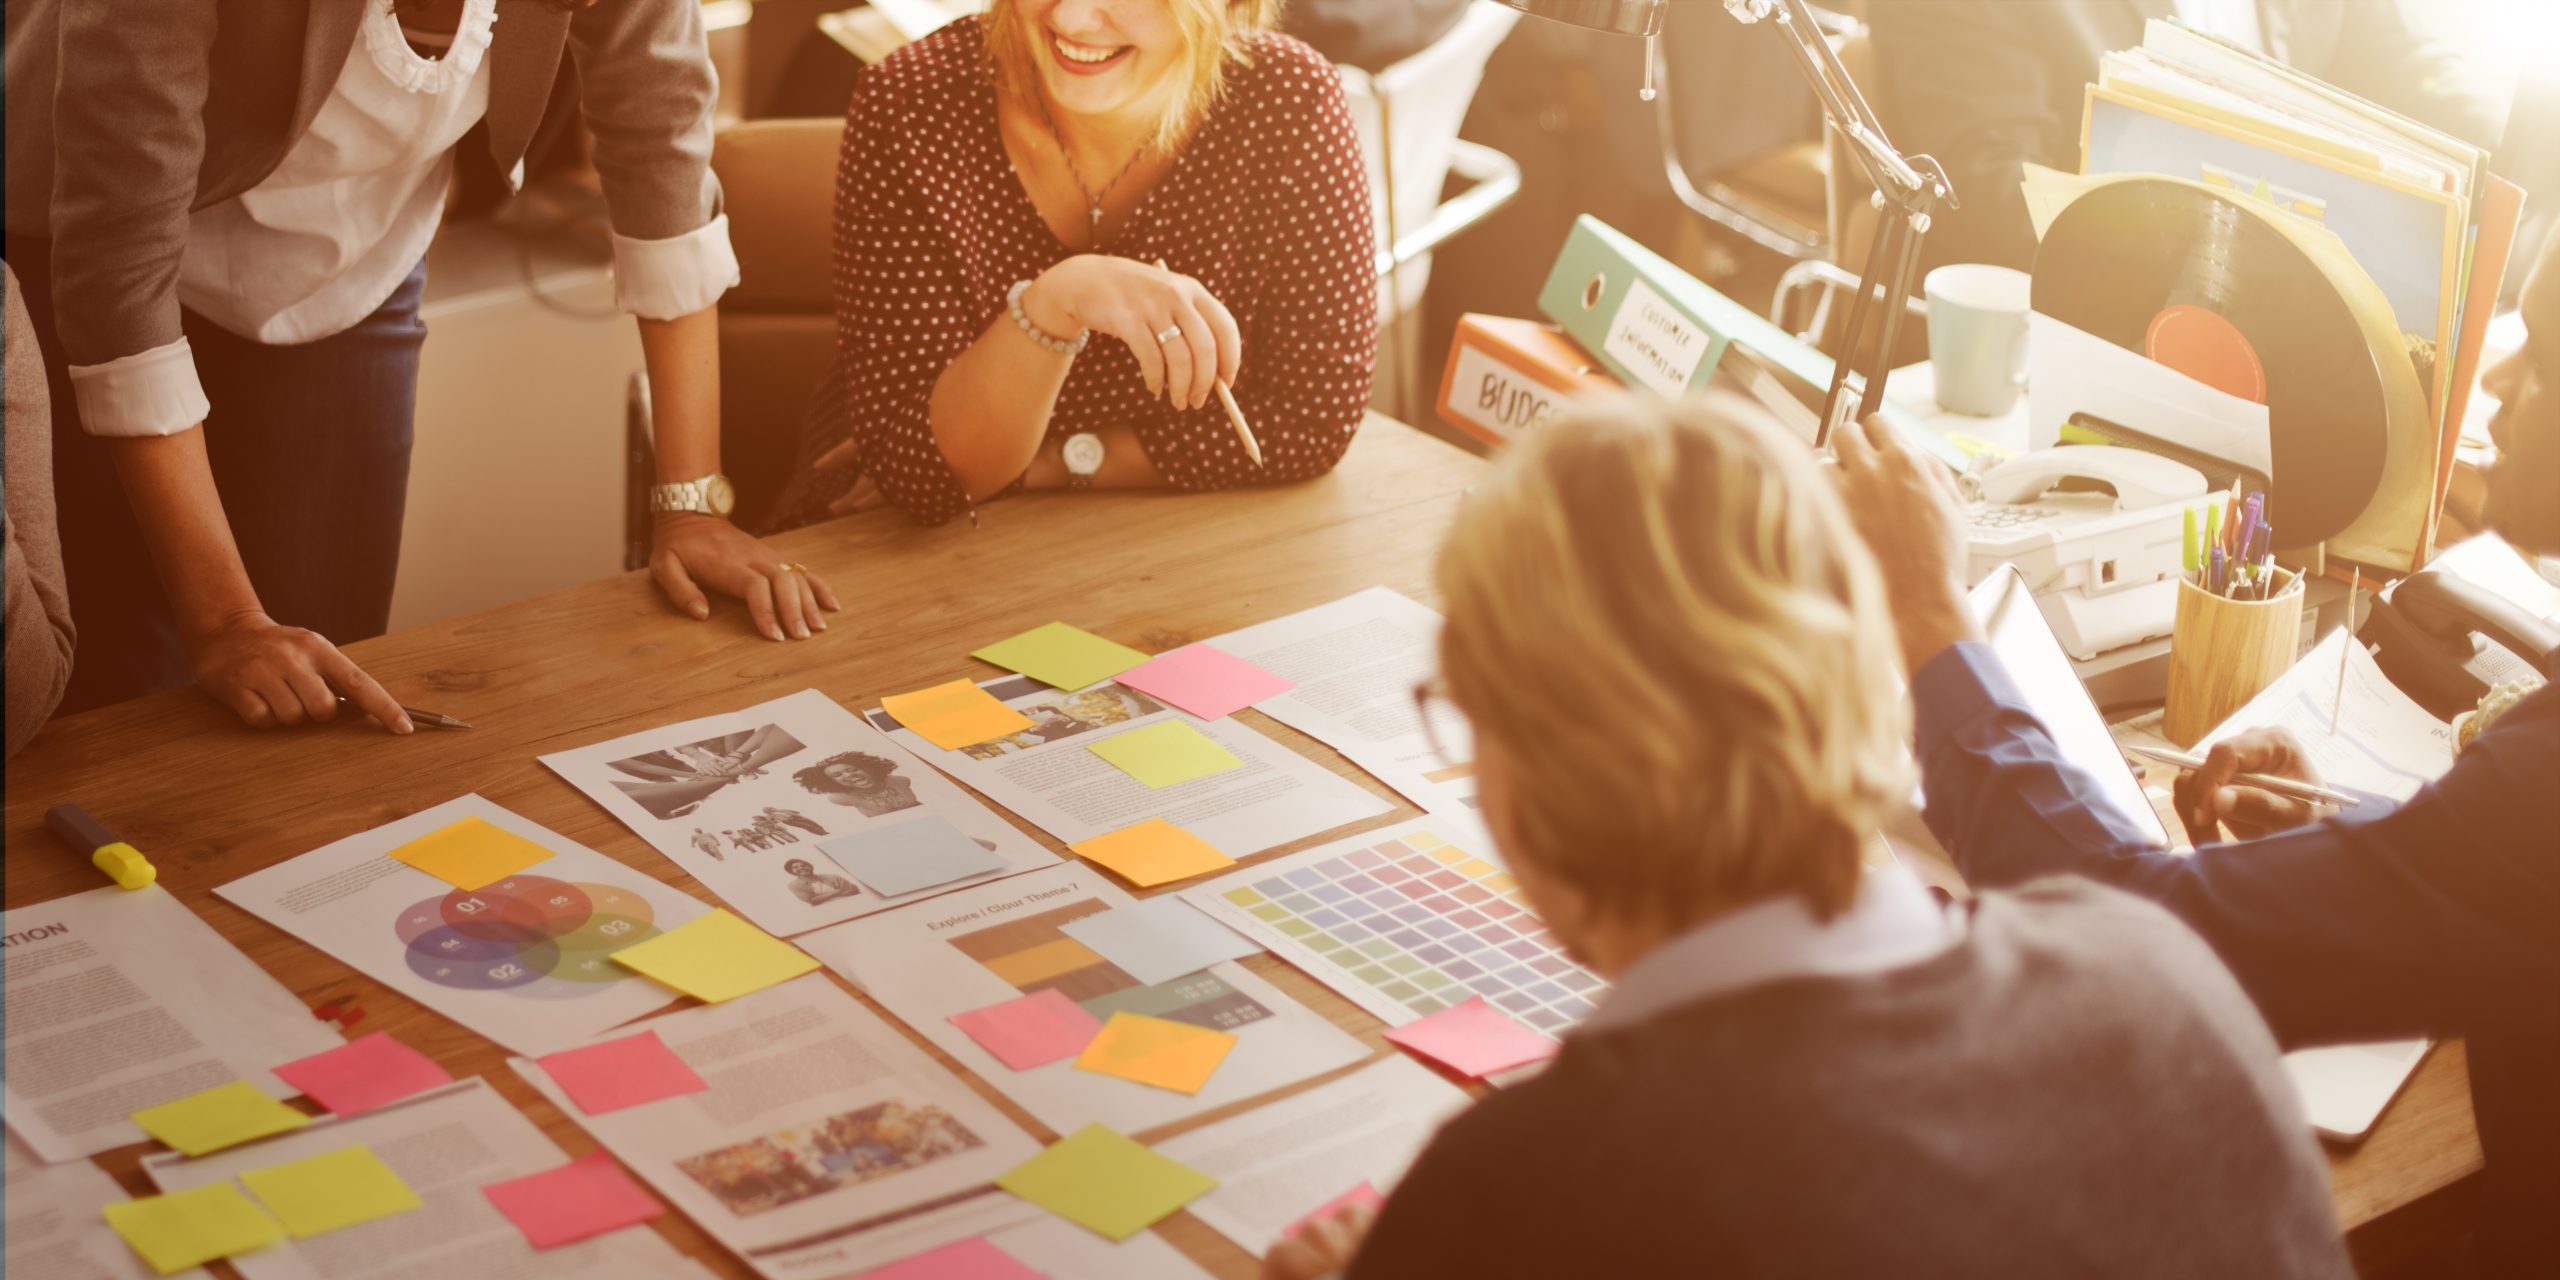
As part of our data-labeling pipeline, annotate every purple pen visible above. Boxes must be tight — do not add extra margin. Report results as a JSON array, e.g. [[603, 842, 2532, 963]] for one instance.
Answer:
[[2237, 494, 2264, 561]]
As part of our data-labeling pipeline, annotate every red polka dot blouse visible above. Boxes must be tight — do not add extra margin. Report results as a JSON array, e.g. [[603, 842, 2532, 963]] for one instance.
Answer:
[[772, 18, 1379, 528]]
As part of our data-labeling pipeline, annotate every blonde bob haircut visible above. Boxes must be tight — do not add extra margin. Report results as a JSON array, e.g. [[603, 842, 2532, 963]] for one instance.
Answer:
[[984, 0, 1283, 151], [1436, 394, 1912, 926]]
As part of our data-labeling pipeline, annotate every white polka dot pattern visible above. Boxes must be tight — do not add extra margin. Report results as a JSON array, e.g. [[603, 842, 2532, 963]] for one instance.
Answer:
[[772, 17, 1379, 528]]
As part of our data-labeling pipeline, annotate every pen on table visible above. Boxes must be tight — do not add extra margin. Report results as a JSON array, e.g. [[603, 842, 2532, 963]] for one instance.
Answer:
[[336, 697, 474, 730], [1153, 258, 1262, 467], [46, 803, 157, 889], [2125, 745, 2361, 808]]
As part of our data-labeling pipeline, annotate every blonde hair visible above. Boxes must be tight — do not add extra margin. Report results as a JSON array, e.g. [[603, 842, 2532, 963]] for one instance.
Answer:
[[1436, 394, 1912, 926], [984, 0, 1282, 150]]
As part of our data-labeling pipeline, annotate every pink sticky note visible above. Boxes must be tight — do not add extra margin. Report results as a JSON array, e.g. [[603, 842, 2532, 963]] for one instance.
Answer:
[[855, 1237, 1041, 1280], [272, 1032, 454, 1118], [1282, 1181, 1385, 1242], [535, 1030, 708, 1116], [1384, 997, 1560, 1079], [482, 1150, 665, 1250], [1114, 644, 1296, 721], [948, 989, 1105, 1071]]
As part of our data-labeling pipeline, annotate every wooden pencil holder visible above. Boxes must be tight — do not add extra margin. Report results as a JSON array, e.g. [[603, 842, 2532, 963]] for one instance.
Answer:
[[2164, 575, 2306, 747]]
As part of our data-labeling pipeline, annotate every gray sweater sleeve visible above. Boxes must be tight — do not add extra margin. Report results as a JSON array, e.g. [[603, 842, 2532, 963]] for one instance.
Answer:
[[4, 266, 76, 757]]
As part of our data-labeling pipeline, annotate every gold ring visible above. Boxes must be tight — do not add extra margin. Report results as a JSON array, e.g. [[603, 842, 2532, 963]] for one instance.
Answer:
[[780, 562, 810, 574]]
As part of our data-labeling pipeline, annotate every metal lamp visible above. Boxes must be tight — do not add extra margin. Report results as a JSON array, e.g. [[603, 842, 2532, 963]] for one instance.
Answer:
[[1492, 0, 1952, 442]]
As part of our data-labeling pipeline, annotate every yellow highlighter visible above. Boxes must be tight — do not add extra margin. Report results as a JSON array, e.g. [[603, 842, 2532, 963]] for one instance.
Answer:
[[46, 803, 157, 890]]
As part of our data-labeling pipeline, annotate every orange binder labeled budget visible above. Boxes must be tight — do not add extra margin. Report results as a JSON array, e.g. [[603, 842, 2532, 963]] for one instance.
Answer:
[[1436, 314, 1619, 448]]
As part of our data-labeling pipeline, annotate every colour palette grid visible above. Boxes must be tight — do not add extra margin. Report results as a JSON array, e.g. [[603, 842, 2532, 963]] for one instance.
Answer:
[[1201, 827, 1604, 1035]]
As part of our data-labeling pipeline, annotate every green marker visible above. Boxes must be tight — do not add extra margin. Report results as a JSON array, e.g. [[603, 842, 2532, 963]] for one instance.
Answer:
[[46, 804, 156, 890], [2182, 504, 2200, 577]]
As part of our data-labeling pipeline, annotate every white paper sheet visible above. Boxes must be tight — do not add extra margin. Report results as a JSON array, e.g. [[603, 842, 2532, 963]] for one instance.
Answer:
[[1202, 588, 1479, 812], [542, 690, 1057, 936], [5, 1133, 204, 1278], [1153, 1057, 1470, 1258], [2199, 627, 2454, 804], [1182, 813, 1606, 1037], [139, 1079, 706, 1280], [797, 864, 1368, 1135], [861, 676, 1392, 853], [1058, 898, 1261, 987], [2, 885, 342, 1161], [982, 1218, 1215, 1280], [513, 975, 1042, 1280], [214, 796, 706, 1057]]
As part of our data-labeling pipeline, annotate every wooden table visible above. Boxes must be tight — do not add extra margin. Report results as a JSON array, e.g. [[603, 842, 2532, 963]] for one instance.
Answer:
[[1, 417, 2476, 1277]]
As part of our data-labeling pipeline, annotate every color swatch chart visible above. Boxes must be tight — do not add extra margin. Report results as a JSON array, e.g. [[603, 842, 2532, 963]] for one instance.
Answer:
[[1186, 818, 1605, 1034]]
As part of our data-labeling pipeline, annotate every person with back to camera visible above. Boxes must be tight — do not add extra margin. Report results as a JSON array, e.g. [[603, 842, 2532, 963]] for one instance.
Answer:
[[1268, 393, 2351, 1280], [1834, 232, 2560, 1277], [767, 0, 1377, 528]]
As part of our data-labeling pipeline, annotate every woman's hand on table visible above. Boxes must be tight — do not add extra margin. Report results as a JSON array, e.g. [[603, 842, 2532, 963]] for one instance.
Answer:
[[2175, 726, 2332, 844], [650, 512, 839, 642], [1830, 414, 1982, 674], [1029, 255, 1241, 411], [188, 610, 413, 734], [1260, 1200, 1377, 1280]]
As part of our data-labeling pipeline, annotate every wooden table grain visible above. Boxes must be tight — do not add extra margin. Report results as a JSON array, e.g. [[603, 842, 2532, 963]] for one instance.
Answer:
[[1, 417, 2475, 1277]]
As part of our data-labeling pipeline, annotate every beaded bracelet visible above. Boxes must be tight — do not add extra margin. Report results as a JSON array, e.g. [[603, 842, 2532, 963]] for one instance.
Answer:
[[1008, 280, 1088, 356]]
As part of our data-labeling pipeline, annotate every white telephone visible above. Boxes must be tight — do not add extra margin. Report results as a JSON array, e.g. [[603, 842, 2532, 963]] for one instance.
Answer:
[[1961, 445, 2216, 659]]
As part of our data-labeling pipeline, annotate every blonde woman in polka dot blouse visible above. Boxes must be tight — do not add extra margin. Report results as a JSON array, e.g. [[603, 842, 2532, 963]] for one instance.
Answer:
[[770, 0, 1378, 528]]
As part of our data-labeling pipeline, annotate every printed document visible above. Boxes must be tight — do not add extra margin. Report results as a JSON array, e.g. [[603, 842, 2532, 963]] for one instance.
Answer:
[[1203, 588, 1478, 811], [216, 796, 707, 1056], [141, 1079, 710, 1280], [864, 676, 1391, 852], [1154, 1056, 1469, 1258], [797, 863, 1368, 1135], [543, 690, 1056, 935], [513, 975, 1042, 1279], [7, 1133, 202, 1277], [2200, 628, 2454, 804], [2, 885, 340, 1161]]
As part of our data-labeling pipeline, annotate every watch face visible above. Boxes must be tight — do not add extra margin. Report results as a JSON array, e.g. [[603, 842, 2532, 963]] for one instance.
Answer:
[[1063, 433, 1105, 476], [705, 474, 736, 516]]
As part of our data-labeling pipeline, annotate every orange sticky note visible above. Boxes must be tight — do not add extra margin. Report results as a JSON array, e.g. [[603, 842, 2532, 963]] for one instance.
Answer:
[[1068, 820, 1235, 887], [387, 817, 553, 891], [1072, 1011, 1237, 1094], [881, 680, 1036, 751]]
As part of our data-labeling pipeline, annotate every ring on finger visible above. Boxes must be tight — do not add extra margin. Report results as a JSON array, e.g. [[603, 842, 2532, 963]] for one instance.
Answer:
[[1154, 324, 1182, 345], [779, 562, 810, 575]]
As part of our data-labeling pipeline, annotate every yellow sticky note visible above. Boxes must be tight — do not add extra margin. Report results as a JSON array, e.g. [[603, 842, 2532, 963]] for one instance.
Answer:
[[996, 1124, 1218, 1241], [882, 679, 1037, 751], [609, 908, 818, 1003], [1069, 820, 1235, 887], [102, 1183, 284, 1275], [131, 1080, 310, 1157], [1073, 1011, 1237, 1094], [387, 816, 552, 891], [1085, 722, 1242, 789], [972, 622, 1150, 691], [240, 1146, 422, 1238]]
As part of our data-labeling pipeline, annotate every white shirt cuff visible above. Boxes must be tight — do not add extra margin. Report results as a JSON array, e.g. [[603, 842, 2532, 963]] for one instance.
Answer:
[[612, 213, 742, 321], [67, 338, 212, 438]]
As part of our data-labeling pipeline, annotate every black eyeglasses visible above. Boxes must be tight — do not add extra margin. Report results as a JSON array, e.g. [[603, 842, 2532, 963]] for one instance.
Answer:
[[1412, 676, 1469, 769]]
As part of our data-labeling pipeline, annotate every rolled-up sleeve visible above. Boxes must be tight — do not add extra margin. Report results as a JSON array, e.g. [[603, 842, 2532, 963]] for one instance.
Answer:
[[568, 0, 734, 315], [66, 337, 211, 438]]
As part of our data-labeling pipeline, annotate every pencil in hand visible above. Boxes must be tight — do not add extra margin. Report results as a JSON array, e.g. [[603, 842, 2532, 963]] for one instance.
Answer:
[[1154, 258, 1262, 467]]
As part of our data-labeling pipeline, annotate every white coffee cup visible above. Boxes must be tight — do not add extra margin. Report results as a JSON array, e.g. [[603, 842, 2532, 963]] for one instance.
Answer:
[[1924, 264, 2033, 417]]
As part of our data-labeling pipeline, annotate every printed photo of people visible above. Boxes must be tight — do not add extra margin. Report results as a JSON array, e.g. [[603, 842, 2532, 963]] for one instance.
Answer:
[[675, 1102, 985, 1218], [957, 683, 1171, 760], [792, 751, 923, 818], [717, 806, 830, 856], [607, 724, 807, 821], [783, 856, 862, 906]]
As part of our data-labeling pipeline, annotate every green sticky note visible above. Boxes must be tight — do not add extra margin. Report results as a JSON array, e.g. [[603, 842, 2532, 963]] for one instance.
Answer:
[[973, 622, 1150, 691], [131, 1080, 309, 1157], [240, 1145, 423, 1238], [995, 1124, 1217, 1241], [102, 1183, 284, 1275], [609, 907, 819, 1003], [1085, 721, 1243, 789]]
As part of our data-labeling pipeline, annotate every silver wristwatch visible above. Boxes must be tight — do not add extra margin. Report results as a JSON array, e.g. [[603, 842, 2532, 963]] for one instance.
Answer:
[[1063, 433, 1104, 492], [650, 472, 736, 517]]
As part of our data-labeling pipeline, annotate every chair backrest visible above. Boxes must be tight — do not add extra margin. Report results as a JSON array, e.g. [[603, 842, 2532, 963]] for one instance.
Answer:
[[1335, 0, 1520, 319], [709, 118, 844, 531]]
